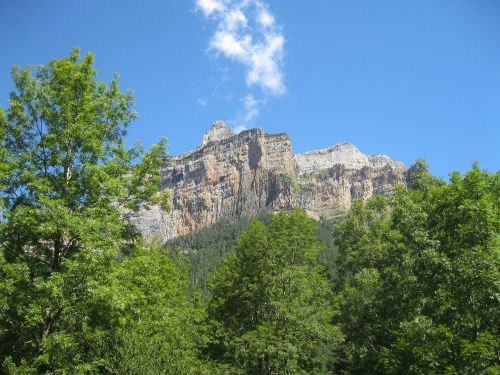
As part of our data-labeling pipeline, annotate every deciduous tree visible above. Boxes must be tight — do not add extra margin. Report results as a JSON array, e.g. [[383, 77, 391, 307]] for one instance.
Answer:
[[208, 208, 343, 374], [0, 48, 169, 373]]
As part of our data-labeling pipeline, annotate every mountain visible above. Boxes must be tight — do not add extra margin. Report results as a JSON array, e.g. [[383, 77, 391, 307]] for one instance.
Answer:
[[128, 121, 408, 241]]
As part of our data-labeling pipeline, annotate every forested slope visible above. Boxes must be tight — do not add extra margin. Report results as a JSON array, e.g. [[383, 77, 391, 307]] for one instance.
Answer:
[[165, 212, 343, 291]]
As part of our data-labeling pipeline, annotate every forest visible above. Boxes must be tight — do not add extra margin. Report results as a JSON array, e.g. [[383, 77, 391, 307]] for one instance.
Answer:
[[0, 50, 498, 374]]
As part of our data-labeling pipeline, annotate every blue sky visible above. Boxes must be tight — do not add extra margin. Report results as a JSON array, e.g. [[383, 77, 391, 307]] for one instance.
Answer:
[[1, 0, 499, 178]]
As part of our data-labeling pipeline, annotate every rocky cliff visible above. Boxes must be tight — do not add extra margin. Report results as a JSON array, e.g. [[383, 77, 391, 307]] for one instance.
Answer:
[[128, 121, 408, 241]]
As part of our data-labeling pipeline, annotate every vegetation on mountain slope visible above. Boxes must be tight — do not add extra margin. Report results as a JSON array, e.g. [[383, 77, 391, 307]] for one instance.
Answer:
[[166, 213, 343, 292]]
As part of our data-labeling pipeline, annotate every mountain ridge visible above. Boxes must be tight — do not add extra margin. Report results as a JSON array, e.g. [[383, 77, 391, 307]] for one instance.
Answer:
[[128, 121, 408, 241]]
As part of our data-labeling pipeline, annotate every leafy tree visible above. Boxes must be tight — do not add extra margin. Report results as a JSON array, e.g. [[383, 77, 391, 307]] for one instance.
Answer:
[[166, 212, 341, 293], [333, 165, 500, 374], [406, 158, 444, 191], [0, 49, 169, 373], [167, 214, 270, 292], [207, 208, 343, 374], [109, 244, 210, 375]]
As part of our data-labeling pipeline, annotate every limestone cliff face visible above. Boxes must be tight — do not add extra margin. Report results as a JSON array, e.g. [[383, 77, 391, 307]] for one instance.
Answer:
[[128, 121, 408, 241]]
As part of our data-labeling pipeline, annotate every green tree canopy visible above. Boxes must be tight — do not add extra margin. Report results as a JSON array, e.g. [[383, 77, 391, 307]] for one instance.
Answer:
[[108, 244, 210, 375], [333, 165, 500, 374], [0, 48, 170, 373], [207, 207, 343, 374]]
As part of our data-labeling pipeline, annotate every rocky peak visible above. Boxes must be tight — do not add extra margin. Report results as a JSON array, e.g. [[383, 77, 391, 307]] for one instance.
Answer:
[[294, 142, 370, 175], [294, 142, 408, 176], [128, 123, 408, 241], [201, 120, 233, 146], [368, 154, 406, 170]]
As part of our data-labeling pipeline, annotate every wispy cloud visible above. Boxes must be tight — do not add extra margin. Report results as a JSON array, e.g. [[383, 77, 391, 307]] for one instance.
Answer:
[[196, 0, 226, 16], [242, 94, 259, 123], [196, 0, 286, 96], [231, 94, 261, 133], [196, 97, 208, 107]]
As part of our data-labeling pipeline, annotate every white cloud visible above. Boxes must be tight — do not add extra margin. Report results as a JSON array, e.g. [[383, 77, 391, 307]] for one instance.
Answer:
[[230, 94, 261, 131], [242, 94, 259, 123], [211, 31, 248, 59], [225, 9, 247, 30], [196, 0, 285, 95], [196, 0, 225, 16], [257, 10, 274, 27], [246, 34, 284, 94]]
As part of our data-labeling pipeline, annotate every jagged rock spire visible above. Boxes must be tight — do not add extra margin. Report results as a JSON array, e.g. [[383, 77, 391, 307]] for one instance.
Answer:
[[202, 120, 233, 146]]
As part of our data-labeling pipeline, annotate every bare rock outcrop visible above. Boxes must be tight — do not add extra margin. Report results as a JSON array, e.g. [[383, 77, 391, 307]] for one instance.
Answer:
[[201, 120, 233, 146], [128, 123, 408, 241]]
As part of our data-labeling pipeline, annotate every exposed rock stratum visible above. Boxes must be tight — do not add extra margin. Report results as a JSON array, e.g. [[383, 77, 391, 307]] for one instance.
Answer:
[[128, 121, 408, 241]]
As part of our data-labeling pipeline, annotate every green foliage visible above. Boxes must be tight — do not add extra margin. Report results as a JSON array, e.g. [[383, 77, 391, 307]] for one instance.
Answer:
[[0, 49, 172, 373], [406, 158, 444, 191], [207, 208, 343, 374], [166, 214, 270, 292], [167, 212, 341, 293], [333, 164, 500, 374], [108, 245, 208, 374]]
